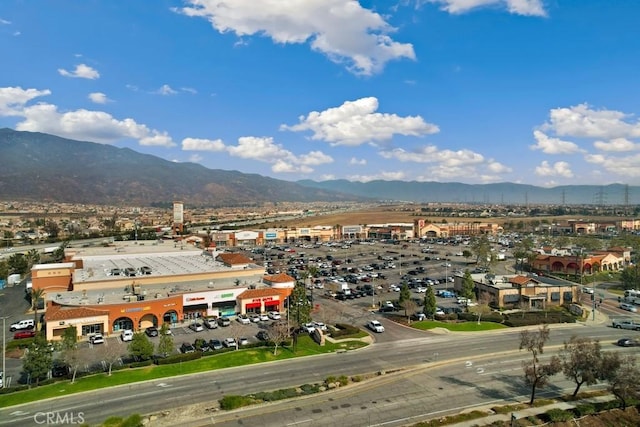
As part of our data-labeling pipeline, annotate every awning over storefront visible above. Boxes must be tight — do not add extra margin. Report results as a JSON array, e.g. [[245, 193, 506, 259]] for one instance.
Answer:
[[184, 303, 208, 311], [245, 302, 261, 309]]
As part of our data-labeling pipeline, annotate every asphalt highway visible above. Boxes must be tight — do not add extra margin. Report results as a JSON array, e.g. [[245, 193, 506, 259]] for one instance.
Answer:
[[0, 321, 628, 427]]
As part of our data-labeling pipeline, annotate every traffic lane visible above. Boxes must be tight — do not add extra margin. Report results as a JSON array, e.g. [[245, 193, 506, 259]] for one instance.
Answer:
[[0, 323, 618, 427]]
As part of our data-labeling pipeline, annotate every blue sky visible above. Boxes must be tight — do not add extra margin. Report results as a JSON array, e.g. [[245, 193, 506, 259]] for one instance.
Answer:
[[1, 0, 639, 187]]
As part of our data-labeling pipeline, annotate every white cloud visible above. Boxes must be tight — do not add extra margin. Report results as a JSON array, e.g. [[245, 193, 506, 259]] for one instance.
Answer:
[[182, 137, 226, 152], [349, 157, 367, 165], [530, 130, 582, 154], [181, 87, 198, 94], [58, 63, 100, 79], [0, 86, 175, 147], [593, 137, 640, 152], [584, 153, 640, 178], [347, 171, 407, 182], [186, 135, 333, 173], [88, 92, 111, 104], [282, 97, 439, 146], [425, 0, 546, 16], [155, 84, 178, 95], [534, 160, 573, 178], [176, 0, 415, 76], [321, 174, 336, 180], [0, 87, 51, 116], [0, 18, 11, 25], [542, 103, 640, 140]]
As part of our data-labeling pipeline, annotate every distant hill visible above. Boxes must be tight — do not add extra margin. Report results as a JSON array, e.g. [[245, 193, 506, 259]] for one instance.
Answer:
[[296, 179, 640, 205], [0, 128, 359, 207]]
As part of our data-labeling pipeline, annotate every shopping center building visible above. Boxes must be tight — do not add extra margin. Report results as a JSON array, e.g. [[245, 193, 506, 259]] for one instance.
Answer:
[[35, 241, 294, 341]]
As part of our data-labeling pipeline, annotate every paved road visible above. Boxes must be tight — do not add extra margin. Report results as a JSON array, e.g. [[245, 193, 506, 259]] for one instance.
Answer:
[[0, 321, 626, 427]]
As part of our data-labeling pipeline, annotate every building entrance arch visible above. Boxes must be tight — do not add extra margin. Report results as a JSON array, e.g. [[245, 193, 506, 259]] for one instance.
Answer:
[[163, 310, 179, 326], [139, 313, 158, 329], [113, 317, 133, 333]]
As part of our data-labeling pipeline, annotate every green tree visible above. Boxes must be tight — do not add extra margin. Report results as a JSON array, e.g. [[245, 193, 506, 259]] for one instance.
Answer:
[[290, 283, 311, 327], [25, 248, 40, 269], [423, 286, 437, 319], [519, 324, 561, 405], [471, 235, 492, 268], [157, 323, 174, 357], [559, 336, 603, 397], [60, 326, 78, 351], [513, 236, 535, 273], [461, 270, 475, 300], [620, 265, 640, 291], [461, 249, 473, 262], [0, 259, 9, 284], [23, 333, 53, 385], [398, 283, 411, 317], [128, 332, 154, 361], [30, 287, 46, 330], [7, 253, 28, 275]]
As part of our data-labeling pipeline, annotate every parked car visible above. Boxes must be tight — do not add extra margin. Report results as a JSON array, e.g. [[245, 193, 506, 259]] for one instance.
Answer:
[[619, 303, 638, 313], [414, 313, 427, 321], [189, 322, 204, 332], [256, 330, 270, 341], [259, 313, 270, 321], [217, 317, 231, 327], [180, 342, 196, 353], [89, 333, 104, 344], [268, 311, 281, 320], [10, 319, 34, 332], [616, 338, 640, 347], [237, 315, 251, 325], [51, 362, 70, 378], [121, 329, 134, 342], [13, 330, 37, 339], [145, 326, 159, 337], [195, 339, 211, 352], [313, 322, 328, 332], [209, 339, 223, 350], [223, 337, 237, 348], [248, 313, 260, 323], [367, 320, 385, 333], [303, 323, 316, 333], [239, 337, 249, 346], [204, 318, 218, 329]]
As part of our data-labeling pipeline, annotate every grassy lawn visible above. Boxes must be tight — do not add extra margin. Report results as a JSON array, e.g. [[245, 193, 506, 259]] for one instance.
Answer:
[[412, 320, 507, 332], [0, 336, 367, 408]]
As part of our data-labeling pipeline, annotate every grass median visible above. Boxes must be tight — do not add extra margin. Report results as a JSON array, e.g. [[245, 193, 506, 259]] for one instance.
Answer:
[[411, 320, 507, 332], [0, 335, 368, 409]]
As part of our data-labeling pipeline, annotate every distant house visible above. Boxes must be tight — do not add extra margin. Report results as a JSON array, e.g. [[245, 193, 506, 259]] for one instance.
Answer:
[[262, 272, 296, 289], [455, 274, 577, 309], [216, 253, 252, 269]]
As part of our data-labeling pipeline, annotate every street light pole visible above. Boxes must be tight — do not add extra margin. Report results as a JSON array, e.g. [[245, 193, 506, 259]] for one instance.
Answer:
[[1, 315, 10, 389]]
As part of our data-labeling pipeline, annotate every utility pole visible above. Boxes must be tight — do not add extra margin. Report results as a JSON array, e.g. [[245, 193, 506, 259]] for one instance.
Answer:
[[1, 315, 10, 389]]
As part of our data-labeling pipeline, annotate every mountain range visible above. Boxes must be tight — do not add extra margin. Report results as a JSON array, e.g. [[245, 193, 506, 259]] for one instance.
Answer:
[[1, 128, 638, 207]]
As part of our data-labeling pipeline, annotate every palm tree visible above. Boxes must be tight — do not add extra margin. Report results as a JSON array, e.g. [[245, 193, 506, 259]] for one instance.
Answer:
[[26, 248, 40, 269], [31, 287, 46, 331]]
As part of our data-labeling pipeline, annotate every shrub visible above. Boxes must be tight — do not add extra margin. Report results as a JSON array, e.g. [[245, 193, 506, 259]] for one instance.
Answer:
[[330, 324, 360, 338], [155, 352, 201, 365], [120, 414, 143, 427], [574, 403, 596, 416], [219, 395, 255, 410], [337, 375, 349, 386], [129, 359, 154, 368], [325, 375, 337, 384], [544, 408, 573, 422], [351, 375, 362, 382]]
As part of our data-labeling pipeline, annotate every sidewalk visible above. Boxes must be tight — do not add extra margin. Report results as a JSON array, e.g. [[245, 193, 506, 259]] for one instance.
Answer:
[[447, 394, 615, 427]]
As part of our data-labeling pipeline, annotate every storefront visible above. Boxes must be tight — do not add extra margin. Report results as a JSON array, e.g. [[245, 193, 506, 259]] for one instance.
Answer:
[[182, 288, 247, 319], [237, 288, 291, 314], [45, 302, 110, 341]]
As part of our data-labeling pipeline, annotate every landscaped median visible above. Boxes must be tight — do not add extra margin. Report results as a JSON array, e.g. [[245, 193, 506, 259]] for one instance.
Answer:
[[0, 334, 368, 409]]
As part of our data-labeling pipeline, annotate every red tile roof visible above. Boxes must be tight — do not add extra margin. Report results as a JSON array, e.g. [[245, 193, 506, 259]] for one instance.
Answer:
[[216, 253, 252, 265], [238, 288, 289, 299], [263, 273, 295, 283], [46, 302, 109, 321], [509, 275, 538, 286]]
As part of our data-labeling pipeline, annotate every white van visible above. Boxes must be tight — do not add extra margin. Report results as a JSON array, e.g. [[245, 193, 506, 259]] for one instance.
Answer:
[[120, 329, 134, 342]]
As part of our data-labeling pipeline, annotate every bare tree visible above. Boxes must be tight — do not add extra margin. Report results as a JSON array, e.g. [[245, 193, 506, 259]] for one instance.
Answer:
[[468, 292, 492, 325], [401, 299, 418, 323], [226, 320, 245, 350], [64, 346, 87, 384], [97, 342, 124, 376], [601, 352, 640, 410], [519, 324, 561, 405], [267, 321, 290, 356], [558, 336, 603, 397]]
